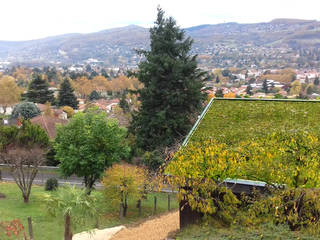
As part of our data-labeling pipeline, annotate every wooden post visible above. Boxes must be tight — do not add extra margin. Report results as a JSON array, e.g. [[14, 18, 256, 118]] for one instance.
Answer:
[[27, 217, 34, 240], [168, 195, 171, 211], [154, 196, 157, 214], [120, 202, 124, 220], [95, 217, 99, 228], [137, 199, 142, 217]]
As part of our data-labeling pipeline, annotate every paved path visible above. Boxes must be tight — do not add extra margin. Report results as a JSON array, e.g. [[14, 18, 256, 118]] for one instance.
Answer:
[[111, 211, 179, 240]]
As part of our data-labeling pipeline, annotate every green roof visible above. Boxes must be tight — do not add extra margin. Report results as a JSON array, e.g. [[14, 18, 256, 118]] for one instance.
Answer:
[[184, 98, 320, 146]]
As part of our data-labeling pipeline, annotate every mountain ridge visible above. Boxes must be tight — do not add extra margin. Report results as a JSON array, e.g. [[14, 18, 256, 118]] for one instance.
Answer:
[[1, 18, 320, 68]]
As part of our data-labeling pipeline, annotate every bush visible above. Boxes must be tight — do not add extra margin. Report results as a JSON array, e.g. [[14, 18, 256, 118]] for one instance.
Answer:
[[11, 102, 40, 120], [45, 178, 59, 191], [62, 106, 74, 118], [271, 189, 320, 231], [142, 150, 164, 171], [46, 147, 59, 166], [102, 164, 148, 217], [239, 188, 320, 233]]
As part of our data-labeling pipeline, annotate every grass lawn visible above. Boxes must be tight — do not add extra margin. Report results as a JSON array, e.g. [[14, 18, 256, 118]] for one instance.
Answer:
[[0, 181, 178, 240], [175, 223, 318, 240]]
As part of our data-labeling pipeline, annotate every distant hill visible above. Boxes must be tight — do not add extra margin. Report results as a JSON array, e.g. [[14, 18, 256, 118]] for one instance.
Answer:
[[1, 19, 320, 68]]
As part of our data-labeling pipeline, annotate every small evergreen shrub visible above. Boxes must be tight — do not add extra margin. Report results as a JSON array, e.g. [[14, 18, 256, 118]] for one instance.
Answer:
[[11, 102, 40, 120], [45, 178, 59, 191]]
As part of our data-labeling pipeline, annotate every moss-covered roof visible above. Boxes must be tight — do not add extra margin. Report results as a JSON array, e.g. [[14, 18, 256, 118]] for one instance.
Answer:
[[186, 98, 320, 146]]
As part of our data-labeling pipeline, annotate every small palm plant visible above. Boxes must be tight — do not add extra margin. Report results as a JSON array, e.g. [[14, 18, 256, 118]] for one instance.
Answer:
[[44, 185, 98, 240]]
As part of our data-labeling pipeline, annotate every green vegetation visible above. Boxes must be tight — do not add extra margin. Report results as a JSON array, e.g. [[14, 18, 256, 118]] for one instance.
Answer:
[[45, 178, 59, 191], [0, 182, 178, 240], [175, 223, 317, 240], [55, 108, 130, 192], [190, 99, 320, 145], [44, 185, 98, 240], [11, 102, 40, 120], [102, 164, 148, 217], [58, 78, 79, 109], [130, 7, 206, 151], [26, 74, 54, 104], [166, 99, 320, 237], [0, 119, 49, 203]]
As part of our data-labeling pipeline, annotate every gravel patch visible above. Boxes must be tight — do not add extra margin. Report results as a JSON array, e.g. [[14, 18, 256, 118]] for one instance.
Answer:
[[111, 211, 179, 240]]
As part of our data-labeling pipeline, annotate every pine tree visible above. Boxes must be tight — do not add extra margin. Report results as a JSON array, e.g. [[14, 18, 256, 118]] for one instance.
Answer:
[[58, 78, 79, 109], [130, 8, 207, 151], [314, 77, 320, 86], [246, 85, 253, 96], [26, 74, 54, 104], [119, 94, 129, 113], [89, 90, 100, 101], [262, 79, 269, 93]]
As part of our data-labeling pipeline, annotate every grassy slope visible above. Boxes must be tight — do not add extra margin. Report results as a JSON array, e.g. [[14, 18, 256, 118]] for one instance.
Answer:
[[175, 224, 317, 240], [0, 182, 178, 240], [191, 99, 320, 145]]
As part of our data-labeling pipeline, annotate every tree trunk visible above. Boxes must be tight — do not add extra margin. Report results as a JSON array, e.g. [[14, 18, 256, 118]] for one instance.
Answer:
[[84, 176, 96, 195], [23, 194, 29, 203], [123, 196, 128, 217], [64, 213, 73, 240]]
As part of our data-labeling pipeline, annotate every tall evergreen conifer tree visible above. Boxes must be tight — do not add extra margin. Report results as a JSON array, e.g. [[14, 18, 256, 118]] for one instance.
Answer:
[[58, 78, 79, 109], [130, 8, 207, 151], [26, 74, 54, 104]]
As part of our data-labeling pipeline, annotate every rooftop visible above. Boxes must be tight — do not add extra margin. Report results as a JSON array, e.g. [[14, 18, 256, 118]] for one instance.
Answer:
[[185, 98, 320, 146]]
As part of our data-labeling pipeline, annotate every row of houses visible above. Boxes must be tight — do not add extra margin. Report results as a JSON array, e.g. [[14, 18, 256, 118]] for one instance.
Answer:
[[1, 98, 121, 139]]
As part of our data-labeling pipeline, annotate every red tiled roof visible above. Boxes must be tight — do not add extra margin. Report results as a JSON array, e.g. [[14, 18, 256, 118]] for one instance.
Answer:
[[31, 115, 68, 139]]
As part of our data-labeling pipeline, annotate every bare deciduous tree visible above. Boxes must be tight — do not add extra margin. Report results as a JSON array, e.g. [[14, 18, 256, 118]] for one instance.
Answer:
[[1, 146, 45, 203]]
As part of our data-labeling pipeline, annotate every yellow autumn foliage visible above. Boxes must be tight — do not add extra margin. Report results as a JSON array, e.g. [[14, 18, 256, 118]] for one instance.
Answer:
[[166, 130, 320, 219], [101, 163, 148, 208], [223, 92, 236, 98]]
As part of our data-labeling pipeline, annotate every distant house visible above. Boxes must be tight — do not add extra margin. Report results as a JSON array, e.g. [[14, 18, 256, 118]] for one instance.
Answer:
[[0, 106, 13, 115], [1, 118, 17, 126], [53, 109, 68, 120], [36, 104, 68, 120], [36, 103, 47, 112], [30, 115, 68, 139], [92, 99, 120, 113]]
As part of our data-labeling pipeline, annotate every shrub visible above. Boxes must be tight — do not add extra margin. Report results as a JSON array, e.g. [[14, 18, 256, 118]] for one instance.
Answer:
[[142, 150, 164, 171], [240, 188, 320, 233], [11, 102, 40, 120], [62, 106, 74, 118], [102, 163, 148, 217], [45, 178, 59, 191], [46, 147, 59, 166]]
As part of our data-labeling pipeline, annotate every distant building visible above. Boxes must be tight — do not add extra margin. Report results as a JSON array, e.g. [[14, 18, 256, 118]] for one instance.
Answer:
[[31, 115, 68, 139]]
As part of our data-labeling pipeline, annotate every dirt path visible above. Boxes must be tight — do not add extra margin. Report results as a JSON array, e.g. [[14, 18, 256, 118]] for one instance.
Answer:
[[111, 211, 179, 240]]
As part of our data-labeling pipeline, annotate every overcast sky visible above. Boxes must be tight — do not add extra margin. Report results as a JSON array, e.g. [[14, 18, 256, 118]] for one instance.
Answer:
[[1, 0, 319, 41]]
